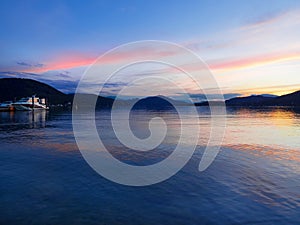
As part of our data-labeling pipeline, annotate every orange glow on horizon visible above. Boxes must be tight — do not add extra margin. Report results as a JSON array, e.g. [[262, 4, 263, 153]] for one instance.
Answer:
[[209, 52, 300, 72], [233, 85, 300, 97]]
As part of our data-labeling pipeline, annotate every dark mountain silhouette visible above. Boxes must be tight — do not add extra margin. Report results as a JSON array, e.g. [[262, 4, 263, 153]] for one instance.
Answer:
[[1, 78, 299, 108], [0, 78, 114, 107], [195, 101, 224, 106], [0, 78, 71, 105], [272, 90, 300, 106], [0, 78, 179, 109], [132, 96, 183, 110], [195, 91, 300, 107], [70, 93, 114, 109], [225, 95, 274, 106], [260, 94, 278, 98]]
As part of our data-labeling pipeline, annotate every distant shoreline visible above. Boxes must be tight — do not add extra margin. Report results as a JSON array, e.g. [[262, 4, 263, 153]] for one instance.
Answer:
[[1, 78, 300, 108]]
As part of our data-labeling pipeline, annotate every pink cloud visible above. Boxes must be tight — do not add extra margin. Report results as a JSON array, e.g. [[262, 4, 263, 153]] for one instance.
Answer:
[[22, 47, 177, 73]]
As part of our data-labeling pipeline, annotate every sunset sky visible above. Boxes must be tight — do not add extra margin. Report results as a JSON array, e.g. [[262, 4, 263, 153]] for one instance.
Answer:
[[0, 0, 300, 100]]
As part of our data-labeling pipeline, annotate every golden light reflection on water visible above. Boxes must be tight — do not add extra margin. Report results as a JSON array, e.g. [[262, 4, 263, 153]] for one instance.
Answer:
[[38, 142, 78, 152], [220, 108, 300, 170], [224, 108, 299, 145], [20, 141, 77, 156], [1, 108, 300, 167]]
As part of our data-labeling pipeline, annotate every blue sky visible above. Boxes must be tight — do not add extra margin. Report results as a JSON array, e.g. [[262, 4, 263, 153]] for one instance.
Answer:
[[1, 0, 300, 99]]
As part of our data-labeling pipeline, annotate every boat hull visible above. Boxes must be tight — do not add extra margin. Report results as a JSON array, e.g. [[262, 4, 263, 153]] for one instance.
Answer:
[[13, 104, 48, 111], [0, 106, 15, 112], [13, 104, 32, 111]]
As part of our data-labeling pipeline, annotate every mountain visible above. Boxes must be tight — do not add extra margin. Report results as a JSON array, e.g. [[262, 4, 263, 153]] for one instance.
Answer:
[[0, 78, 114, 107], [0, 78, 71, 105], [70, 93, 114, 109], [194, 101, 224, 106], [225, 95, 274, 106], [2, 78, 299, 108], [226, 91, 300, 106], [260, 94, 278, 98], [272, 90, 300, 106], [195, 91, 300, 107], [132, 96, 188, 110], [0, 78, 180, 109]]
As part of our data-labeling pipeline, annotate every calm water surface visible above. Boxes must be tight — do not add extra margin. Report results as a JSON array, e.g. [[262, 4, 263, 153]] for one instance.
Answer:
[[0, 107, 299, 224]]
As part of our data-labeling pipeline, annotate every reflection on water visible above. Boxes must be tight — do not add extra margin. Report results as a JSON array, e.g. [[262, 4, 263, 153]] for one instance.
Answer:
[[0, 110, 47, 130], [224, 107, 300, 151], [0, 107, 300, 224]]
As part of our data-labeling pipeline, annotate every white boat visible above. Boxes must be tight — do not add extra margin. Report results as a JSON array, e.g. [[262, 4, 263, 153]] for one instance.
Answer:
[[0, 101, 15, 112], [13, 96, 49, 111]]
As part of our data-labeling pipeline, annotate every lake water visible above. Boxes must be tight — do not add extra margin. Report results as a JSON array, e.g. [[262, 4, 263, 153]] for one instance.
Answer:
[[1, 107, 300, 224]]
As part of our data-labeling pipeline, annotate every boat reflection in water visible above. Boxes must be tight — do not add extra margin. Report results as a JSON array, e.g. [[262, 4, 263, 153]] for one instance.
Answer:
[[0, 101, 15, 112], [0, 110, 47, 130]]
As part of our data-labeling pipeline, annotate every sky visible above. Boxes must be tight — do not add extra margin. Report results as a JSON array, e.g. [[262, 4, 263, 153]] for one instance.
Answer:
[[0, 0, 300, 101]]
